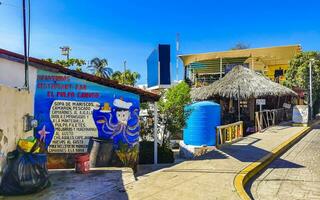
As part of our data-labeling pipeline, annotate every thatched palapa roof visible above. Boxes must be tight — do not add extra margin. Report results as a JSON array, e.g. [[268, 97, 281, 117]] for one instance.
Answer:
[[191, 65, 297, 101]]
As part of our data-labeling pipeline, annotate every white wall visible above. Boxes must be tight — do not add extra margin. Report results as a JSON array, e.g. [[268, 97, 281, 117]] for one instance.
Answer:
[[0, 85, 34, 177], [0, 58, 37, 93]]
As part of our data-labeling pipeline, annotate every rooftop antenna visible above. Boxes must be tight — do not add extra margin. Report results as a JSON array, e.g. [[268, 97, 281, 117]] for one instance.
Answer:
[[60, 46, 71, 60], [176, 33, 180, 82], [123, 60, 127, 84]]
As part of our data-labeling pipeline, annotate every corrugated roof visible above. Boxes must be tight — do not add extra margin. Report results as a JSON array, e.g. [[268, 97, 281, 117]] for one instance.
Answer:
[[0, 48, 159, 102]]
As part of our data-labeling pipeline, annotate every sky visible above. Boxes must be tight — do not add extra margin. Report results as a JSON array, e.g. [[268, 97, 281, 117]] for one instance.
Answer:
[[0, 0, 320, 84]]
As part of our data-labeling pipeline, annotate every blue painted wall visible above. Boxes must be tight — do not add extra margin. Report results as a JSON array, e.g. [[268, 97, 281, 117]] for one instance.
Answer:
[[34, 70, 140, 153]]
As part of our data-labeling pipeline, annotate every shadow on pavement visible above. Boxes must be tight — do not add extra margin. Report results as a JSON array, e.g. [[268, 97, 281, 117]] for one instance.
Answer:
[[193, 148, 229, 160], [3, 169, 131, 200]]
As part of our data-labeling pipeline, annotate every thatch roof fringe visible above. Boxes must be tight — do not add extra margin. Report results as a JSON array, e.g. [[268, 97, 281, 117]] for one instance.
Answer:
[[191, 65, 297, 100]]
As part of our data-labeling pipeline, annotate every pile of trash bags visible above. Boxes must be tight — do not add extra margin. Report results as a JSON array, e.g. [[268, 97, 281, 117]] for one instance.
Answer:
[[0, 138, 50, 195]]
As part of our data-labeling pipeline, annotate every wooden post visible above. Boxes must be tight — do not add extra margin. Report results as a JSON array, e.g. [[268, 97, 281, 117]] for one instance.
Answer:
[[220, 129, 224, 145], [273, 110, 276, 125], [240, 122, 243, 137], [266, 111, 270, 127], [255, 112, 260, 132], [216, 128, 219, 147]]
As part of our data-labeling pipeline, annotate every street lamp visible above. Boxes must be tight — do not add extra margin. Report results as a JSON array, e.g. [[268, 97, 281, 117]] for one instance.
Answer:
[[309, 58, 315, 121], [60, 46, 71, 60]]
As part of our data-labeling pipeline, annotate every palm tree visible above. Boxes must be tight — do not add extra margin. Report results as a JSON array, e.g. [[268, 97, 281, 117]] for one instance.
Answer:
[[111, 71, 123, 82], [124, 70, 141, 86], [111, 70, 141, 86], [88, 58, 113, 79]]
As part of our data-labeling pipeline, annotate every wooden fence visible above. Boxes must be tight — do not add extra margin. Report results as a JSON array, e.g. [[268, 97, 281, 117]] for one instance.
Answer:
[[255, 108, 291, 132], [216, 121, 243, 147]]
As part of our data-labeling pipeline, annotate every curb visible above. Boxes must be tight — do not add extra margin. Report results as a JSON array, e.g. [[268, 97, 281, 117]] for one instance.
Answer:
[[233, 124, 315, 200]]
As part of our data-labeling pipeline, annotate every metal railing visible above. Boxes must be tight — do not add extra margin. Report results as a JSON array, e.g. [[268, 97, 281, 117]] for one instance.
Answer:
[[216, 121, 243, 147], [255, 108, 291, 132]]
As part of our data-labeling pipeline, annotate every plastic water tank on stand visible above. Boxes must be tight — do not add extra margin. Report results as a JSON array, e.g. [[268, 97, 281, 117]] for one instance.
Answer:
[[183, 101, 221, 146]]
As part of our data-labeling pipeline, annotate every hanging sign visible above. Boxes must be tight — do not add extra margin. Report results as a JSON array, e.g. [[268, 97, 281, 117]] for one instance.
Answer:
[[283, 103, 291, 109], [256, 99, 266, 105]]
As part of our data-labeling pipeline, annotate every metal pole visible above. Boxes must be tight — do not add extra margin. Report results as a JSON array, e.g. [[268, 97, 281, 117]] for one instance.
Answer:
[[238, 85, 241, 121], [220, 57, 223, 79], [176, 33, 180, 82], [309, 60, 313, 120], [22, 0, 29, 91], [153, 102, 158, 165]]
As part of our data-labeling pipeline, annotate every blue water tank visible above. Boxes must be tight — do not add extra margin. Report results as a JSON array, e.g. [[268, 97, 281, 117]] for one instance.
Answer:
[[183, 101, 221, 146]]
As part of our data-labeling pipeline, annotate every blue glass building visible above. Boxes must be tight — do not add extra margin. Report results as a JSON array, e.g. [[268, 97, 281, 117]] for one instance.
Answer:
[[147, 44, 171, 89]]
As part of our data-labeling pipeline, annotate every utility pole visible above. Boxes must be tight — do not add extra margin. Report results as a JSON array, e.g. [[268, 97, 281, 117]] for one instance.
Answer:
[[309, 59, 314, 120], [176, 33, 180, 82], [22, 0, 29, 91]]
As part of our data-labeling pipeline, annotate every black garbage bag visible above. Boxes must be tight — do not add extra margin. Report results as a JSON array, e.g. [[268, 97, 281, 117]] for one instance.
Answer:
[[0, 148, 50, 195]]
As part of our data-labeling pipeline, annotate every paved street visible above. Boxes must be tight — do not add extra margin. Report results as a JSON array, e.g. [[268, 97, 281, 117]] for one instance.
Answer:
[[250, 126, 320, 200]]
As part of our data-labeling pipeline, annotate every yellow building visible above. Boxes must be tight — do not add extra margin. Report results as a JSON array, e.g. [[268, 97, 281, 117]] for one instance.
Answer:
[[179, 45, 301, 85]]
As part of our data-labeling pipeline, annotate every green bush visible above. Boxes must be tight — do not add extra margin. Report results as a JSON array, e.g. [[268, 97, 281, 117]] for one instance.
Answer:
[[139, 141, 174, 164]]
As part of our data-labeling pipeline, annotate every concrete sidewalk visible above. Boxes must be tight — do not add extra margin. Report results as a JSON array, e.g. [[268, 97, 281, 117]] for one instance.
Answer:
[[95, 125, 307, 200]]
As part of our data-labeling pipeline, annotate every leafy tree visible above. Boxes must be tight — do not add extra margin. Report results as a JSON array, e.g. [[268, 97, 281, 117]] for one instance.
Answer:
[[111, 70, 141, 86], [111, 71, 123, 82], [284, 51, 320, 116], [139, 103, 154, 141], [87, 57, 113, 79], [157, 82, 191, 145], [43, 58, 86, 69], [231, 43, 250, 50]]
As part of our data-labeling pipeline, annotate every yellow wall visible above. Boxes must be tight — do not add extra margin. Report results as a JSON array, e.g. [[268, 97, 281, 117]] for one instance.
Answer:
[[264, 64, 288, 84]]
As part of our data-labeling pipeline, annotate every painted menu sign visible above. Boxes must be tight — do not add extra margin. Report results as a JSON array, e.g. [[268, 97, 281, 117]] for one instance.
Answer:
[[34, 70, 140, 153]]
